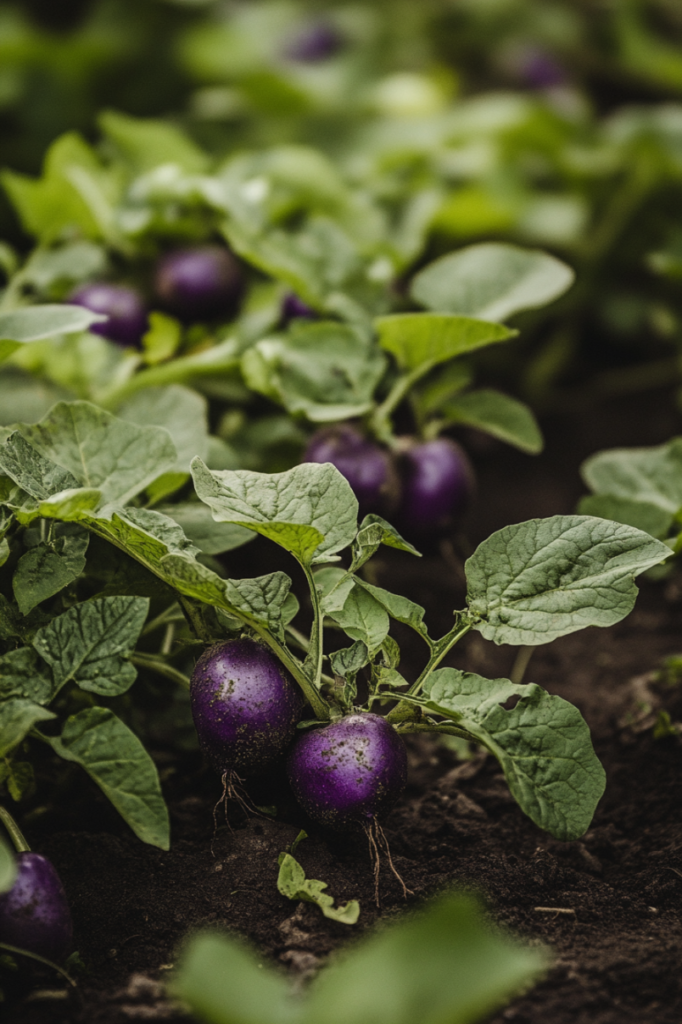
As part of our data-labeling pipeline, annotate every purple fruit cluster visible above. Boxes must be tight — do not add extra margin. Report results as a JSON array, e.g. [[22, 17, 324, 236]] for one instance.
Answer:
[[304, 425, 473, 539], [0, 852, 72, 962]]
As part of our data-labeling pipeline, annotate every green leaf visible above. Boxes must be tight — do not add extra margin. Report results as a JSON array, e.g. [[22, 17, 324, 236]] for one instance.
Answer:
[[116, 385, 210, 474], [242, 321, 386, 422], [277, 853, 360, 925], [424, 669, 605, 840], [140, 313, 182, 366], [301, 892, 547, 1024], [315, 567, 355, 615], [354, 580, 430, 642], [12, 525, 89, 615], [32, 596, 149, 697], [0, 305, 107, 362], [327, 585, 389, 655], [16, 241, 107, 293], [0, 700, 55, 758], [350, 515, 420, 572], [157, 503, 254, 555], [191, 459, 358, 565], [49, 708, 169, 849], [581, 439, 682, 514], [465, 516, 671, 646], [0, 836, 16, 894], [4, 760, 35, 802], [329, 641, 370, 679], [442, 389, 543, 454], [0, 432, 80, 501], [99, 110, 209, 174], [375, 314, 517, 372], [577, 494, 673, 539], [12, 401, 178, 505], [411, 243, 574, 321], [0, 649, 56, 705]]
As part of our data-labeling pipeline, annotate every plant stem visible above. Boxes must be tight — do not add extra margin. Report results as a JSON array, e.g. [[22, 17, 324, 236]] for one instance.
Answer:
[[396, 721, 473, 741], [0, 942, 76, 986], [0, 806, 31, 853], [370, 362, 434, 445], [130, 654, 191, 690], [178, 595, 212, 642], [302, 563, 326, 701], [386, 617, 472, 723], [141, 604, 184, 637], [510, 645, 535, 685]]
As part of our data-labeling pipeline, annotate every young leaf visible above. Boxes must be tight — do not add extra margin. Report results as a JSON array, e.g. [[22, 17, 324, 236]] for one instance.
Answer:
[[327, 585, 389, 655], [32, 596, 149, 697], [0, 305, 107, 363], [423, 669, 605, 840], [277, 853, 360, 925], [577, 494, 673, 539], [0, 649, 56, 705], [442, 389, 543, 454], [329, 641, 370, 679], [375, 314, 516, 372], [0, 699, 55, 758], [350, 514, 420, 571], [411, 243, 574, 322], [14, 401, 178, 506], [12, 526, 89, 615], [48, 707, 170, 850], [465, 515, 671, 645], [581, 439, 682, 514], [354, 579, 430, 643], [191, 460, 358, 565]]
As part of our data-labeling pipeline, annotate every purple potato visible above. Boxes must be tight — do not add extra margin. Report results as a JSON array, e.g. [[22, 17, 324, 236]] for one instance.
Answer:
[[287, 713, 407, 829], [0, 853, 72, 962], [283, 19, 344, 63], [69, 282, 148, 348], [397, 438, 474, 539], [281, 293, 317, 323], [154, 245, 244, 321], [190, 638, 304, 775], [304, 425, 399, 520], [517, 46, 567, 89]]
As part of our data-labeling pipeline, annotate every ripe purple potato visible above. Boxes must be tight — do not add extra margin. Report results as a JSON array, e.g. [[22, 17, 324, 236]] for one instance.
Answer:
[[283, 19, 344, 63], [0, 853, 72, 962], [69, 282, 148, 348], [190, 639, 304, 775], [397, 438, 474, 538], [154, 245, 244, 321], [281, 293, 317, 323], [287, 713, 407, 829], [304, 425, 398, 519]]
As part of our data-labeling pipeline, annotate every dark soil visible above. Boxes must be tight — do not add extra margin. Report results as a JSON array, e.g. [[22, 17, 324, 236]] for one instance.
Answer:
[[4, 388, 682, 1024]]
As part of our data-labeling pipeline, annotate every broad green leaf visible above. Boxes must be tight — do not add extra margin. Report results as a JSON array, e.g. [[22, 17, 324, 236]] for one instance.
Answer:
[[354, 580, 430, 642], [116, 386, 210, 474], [375, 314, 516, 372], [32, 596, 149, 697], [14, 401, 177, 505], [0, 648, 55, 705], [158, 503, 254, 555], [12, 525, 89, 615], [49, 707, 169, 849], [351, 515, 420, 571], [411, 243, 574, 321], [16, 241, 107, 292], [0, 432, 80, 500], [242, 321, 386, 422], [0, 305, 107, 363], [443, 389, 543, 454], [330, 641, 370, 679], [577, 494, 673, 539], [0, 835, 16, 893], [277, 853, 360, 925], [465, 516, 671, 646], [328, 585, 389, 655], [99, 110, 209, 173], [581, 439, 682, 514], [302, 892, 547, 1024], [191, 459, 358, 565], [424, 669, 605, 840], [0, 699, 55, 758]]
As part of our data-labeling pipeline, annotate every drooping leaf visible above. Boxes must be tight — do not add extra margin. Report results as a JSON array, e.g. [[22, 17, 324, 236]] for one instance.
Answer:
[[577, 494, 673, 539], [327, 585, 389, 655], [581, 439, 682, 514], [0, 648, 56, 705], [12, 525, 89, 615], [424, 669, 605, 840], [353, 580, 430, 642], [442, 389, 543, 454], [191, 459, 358, 565], [465, 516, 671, 645], [411, 243, 574, 321], [277, 853, 360, 925], [0, 699, 55, 758], [158, 503, 255, 555], [350, 515, 420, 571], [49, 707, 169, 849], [0, 305, 107, 363], [375, 314, 516, 372], [32, 596, 149, 697]]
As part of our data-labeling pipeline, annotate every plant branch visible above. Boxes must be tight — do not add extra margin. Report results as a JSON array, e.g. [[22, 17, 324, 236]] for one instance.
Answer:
[[130, 654, 191, 690], [386, 617, 472, 723], [0, 942, 76, 986], [0, 805, 31, 853], [369, 362, 434, 445]]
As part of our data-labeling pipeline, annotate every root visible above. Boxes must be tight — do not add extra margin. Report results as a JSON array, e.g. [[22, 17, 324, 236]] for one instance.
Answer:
[[363, 818, 413, 906], [211, 770, 265, 855]]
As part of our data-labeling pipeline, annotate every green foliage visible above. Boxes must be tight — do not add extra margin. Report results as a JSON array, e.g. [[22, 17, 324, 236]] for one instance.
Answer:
[[277, 853, 360, 925], [375, 315, 517, 372]]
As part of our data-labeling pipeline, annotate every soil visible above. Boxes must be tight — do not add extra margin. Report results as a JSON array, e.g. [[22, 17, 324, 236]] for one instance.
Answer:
[[4, 387, 682, 1024]]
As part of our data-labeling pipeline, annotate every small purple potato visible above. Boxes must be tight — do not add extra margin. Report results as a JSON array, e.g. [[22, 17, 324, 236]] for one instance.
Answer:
[[69, 282, 148, 348], [287, 713, 407, 829], [190, 639, 304, 775], [397, 438, 474, 539], [153, 245, 244, 321], [281, 293, 317, 323], [283, 19, 344, 63], [304, 425, 399, 520], [0, 853, 72, 962]]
